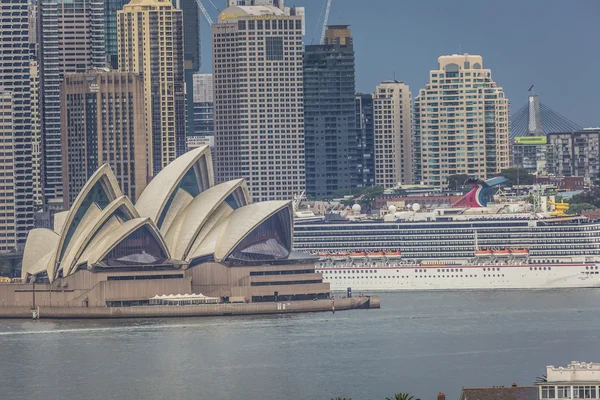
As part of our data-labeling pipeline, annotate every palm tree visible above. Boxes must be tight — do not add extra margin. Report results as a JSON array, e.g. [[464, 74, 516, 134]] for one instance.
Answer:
[[535, 374, 548, 383], [386, 393, 420, 400], [331, 397, 352, 400]]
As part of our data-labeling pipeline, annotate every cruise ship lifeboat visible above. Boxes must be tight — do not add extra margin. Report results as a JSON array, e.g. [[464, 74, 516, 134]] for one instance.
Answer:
[[330, 253, 348, 261], [317, 252, 330, 260], [349, 251, 367, 259], [385, 251, 402, 259], [510, 248, 529, 256], [474, 249, 493, 256], [493, 249, 511, 256], [368, 251, 386, 259]]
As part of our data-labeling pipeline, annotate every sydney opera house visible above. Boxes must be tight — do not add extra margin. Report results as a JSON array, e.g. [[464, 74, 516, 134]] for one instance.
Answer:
[[6, 147, 330, 307]]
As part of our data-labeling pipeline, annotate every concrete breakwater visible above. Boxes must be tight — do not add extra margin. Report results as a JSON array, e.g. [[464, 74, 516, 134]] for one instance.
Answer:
[[0, 296, 380, 319]]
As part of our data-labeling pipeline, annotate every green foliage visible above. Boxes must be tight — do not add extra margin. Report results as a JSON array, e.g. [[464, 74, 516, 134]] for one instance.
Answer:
[[499, 168, 534, 185], [331, 398, 352, 400], [535, 374, 548, 383], [567, 203, 597, 215], [340, 186, 385, 208], [386, 394, 420, 400], [446, 174, 471, 191], [569, 187, 600, 208]]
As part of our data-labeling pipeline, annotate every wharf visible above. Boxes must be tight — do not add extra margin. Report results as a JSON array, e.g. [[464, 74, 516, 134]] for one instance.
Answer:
[[0, 296, 380, 319]]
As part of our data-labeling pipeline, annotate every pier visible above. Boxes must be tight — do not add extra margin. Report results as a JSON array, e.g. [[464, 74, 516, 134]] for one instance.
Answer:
[[0, 296, 379, 319]]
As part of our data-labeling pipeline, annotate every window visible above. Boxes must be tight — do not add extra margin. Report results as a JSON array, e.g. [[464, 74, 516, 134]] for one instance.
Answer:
[[542, 386, 556, 399], [572, 386, 596, 399], [558, 386, 571, 399], [266, 36, 283, 61]]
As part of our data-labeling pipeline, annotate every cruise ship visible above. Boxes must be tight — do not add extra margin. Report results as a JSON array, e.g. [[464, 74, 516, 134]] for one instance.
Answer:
[[293, 183, 600, 291]]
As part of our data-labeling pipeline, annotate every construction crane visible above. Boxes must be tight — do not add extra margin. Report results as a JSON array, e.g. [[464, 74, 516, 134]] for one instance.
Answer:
[[194, 0, 214, 26], [319, 0, 332, 44], [191, 0, 217, 72]]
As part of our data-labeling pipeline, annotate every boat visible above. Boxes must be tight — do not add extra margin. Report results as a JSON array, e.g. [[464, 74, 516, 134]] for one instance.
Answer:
[[294, 203, 600, 291]]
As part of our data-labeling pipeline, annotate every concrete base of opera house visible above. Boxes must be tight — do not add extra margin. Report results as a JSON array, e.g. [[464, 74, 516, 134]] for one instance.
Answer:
[[0, 296, 380, 319]]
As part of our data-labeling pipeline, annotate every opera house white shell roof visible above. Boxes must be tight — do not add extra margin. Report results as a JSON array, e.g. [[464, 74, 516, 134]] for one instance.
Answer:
[[22, 146, 295, 282]]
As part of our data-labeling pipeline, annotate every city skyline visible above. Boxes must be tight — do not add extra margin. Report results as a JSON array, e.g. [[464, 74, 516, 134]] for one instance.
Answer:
[[196, 0, 600, 127]]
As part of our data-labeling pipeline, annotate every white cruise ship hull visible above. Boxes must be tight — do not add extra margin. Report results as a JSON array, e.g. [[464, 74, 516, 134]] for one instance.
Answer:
[[317, 263, 600, 291]]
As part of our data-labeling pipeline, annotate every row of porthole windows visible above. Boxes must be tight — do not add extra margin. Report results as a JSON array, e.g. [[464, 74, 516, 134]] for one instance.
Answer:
[[530, 266, 551, 270], [586, 266, 599, 270]]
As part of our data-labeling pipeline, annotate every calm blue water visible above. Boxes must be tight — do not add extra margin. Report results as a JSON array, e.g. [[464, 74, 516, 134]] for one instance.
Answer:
[[1, 290, 600, 400]]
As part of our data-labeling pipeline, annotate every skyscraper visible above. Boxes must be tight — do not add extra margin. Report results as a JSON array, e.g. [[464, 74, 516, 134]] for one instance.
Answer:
[[61, 70, 147, 208], [414, 54, 509, 188], [39, 0, 106, 203], [355, 93, 375, 188], [118, 0, 186, 177], [192, 73, 214, 137], [303, 25, 357, 197], [30, 61, 42, 208], [212, 5, 305, 201], [104, 0, 128, 69], [0, 0, 34, 250], [174, 0, 201, 141], [373, 81, 413, 189]]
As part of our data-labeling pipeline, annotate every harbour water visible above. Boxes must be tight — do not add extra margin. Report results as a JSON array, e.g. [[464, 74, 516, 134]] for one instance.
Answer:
[[2, 289, 600, 400]]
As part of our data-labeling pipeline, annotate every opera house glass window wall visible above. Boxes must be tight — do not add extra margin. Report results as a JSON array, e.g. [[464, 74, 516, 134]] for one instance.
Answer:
[[19, 146, 330, 304]]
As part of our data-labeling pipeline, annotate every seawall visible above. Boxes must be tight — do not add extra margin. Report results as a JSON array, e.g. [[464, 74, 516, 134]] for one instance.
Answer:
[[0, 296, 380, 319]]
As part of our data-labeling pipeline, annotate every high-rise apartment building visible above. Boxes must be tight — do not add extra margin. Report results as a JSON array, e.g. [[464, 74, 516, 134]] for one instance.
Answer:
[[212, 5, 305, 201], [303, 25, 357, 197], [373, 81, 413, 189], [118, 0, 186, 178], [192, 73, 214, 137], [174, 0, 200, 140], [39, 0, 105, 203], [61, 71, 147, 208], [0, 93, 16, 252], [356, 93, 375, 188], [30, 61, 42, 208], [547, 129, 600, 183], [0, 0, 34, 250], [104, 0, 128, 69], [414, 54, 509, 187]]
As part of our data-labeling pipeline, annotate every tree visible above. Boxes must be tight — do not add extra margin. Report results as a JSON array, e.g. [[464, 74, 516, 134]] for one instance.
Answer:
[[567, 203, 597, 215], [386, 393, 420, 400], [446, 174, 471, 191], [499, 168, 534, 185], [569, 187, 600, 208], [331, 398, 352, 400], [535, 374, 548, 383]]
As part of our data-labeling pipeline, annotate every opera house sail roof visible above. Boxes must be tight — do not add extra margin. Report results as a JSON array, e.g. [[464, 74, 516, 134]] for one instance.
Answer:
[[21, 146, 300, 282]]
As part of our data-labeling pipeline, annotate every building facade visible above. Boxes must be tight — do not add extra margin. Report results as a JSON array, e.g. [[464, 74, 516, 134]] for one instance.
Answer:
[[356, 93, 375, 188], [0, 93, 16, 252], [373, 81, 412, 189], [39, 0, 106, 203], [212, 5, 305, 201], [538, 361, 600, 400], [61, 71, 147, 208], [104, 0, 128, 69], [547, 129, 600, 183], [30, 60, 42, 208], [414, 54, 510, 188], [174, 0, 201, 140], [192, 73, 214, 137], [0, 0, 34, 250], [118, 0, 186, 178], [303, 25, 358, 197]]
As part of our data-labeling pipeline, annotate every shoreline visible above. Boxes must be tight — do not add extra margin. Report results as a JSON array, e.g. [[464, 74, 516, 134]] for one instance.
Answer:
[[0, 296, 380, 319]]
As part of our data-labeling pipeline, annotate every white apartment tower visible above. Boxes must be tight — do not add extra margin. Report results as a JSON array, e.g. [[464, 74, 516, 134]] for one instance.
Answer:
[[414, 54, 509, 187], [212, 5, 305, 201], [373, 81, 413, 188]]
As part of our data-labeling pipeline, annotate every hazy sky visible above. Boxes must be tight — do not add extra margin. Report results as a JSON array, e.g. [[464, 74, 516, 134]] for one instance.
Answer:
[[199, 0, 600, 127]]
